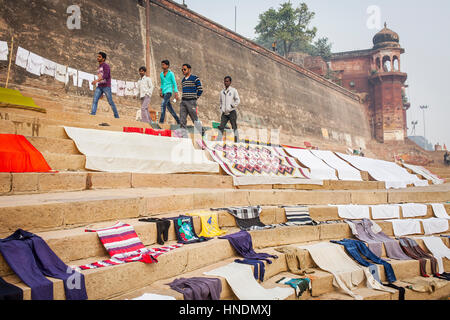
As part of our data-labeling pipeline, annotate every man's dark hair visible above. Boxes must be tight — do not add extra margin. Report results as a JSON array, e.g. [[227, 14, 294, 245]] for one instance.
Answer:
[[224, 76, 232, 82], [98, 52, 107, 60], [139, 66, 147, 72], [182, 63, 191, 69], [161, 60, 170, 66]]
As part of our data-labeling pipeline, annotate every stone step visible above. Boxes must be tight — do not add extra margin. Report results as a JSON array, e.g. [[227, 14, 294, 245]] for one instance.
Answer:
[[1, 186, 450, 236], [1, 170, 400, 196], [41, 151, 86, 171]]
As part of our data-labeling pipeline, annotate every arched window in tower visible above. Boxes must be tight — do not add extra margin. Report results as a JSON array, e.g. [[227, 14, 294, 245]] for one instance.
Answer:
[[376, 57, 381, 70], [393, 56, 399, 71], [382, 56, 391, 72]]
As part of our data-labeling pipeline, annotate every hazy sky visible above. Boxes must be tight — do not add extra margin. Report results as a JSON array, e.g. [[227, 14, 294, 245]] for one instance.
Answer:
[[173, 0, 450, 148]]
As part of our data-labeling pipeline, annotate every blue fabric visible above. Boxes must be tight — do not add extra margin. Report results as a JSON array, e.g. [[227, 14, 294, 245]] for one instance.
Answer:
[[234, 259, 265, 281], [181, 74, 203, 100], [90, 86, 119, 118], [160, 92, 180, 124], [331, 239, 396, 283]]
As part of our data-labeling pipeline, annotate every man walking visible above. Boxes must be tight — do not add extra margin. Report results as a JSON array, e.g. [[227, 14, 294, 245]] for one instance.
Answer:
[[90, 52, 119, 118], [180, 63, 203, 137], [217, 76, 240, 142], [159, 60, 180, 125], [136, 66, 154, 124]]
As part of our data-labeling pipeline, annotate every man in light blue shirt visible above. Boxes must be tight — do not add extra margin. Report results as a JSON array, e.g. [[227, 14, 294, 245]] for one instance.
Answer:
[[159, 60, 180, 124]]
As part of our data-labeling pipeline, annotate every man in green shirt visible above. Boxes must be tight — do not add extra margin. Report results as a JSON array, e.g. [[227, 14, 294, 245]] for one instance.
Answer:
[[159, 60, 180, 124]]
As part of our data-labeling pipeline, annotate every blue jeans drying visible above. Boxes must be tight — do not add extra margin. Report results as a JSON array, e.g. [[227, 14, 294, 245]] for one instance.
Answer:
[[160, 92, 180, 124], [235, 259, 265, 281], [331, 238, 397, 283], [0, 229, 88, 300], [90, 86, 119, 118]]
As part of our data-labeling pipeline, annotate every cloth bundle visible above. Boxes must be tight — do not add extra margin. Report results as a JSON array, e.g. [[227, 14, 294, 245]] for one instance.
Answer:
[[331, 238, 397, 283], [186, 211, 226, 238], [167, 277, 222, 300], [370, 204, 400, 220], [298, 242, 396, 300], [15, 46, 29, 69], [219, 231, 278, 263], [213, 206, 274, 231], [419, 236, 450, 274], [431, 203, 450, 219], [77, 222, 183, 270], [400, 203, 428, 218], [204, 262, 292, 300], [170, 215, 210, 244], [279, 205, 317, 226], [336, 204, 371, 219], [0, 229, 87, 300], [0, 134, 52, 172], [345, 219, 412, 260], [398, 237, 439, 276], [420, 218, 449, 235], [138, 217, 171, 245], [389, 219, 422, 237], [0, 276, 23, 300], [276, 277, 311, 298]]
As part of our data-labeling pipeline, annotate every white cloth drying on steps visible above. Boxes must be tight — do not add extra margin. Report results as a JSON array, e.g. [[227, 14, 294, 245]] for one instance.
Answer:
[[389, 219, 422, 237], [420, 218, 449, 235], [418, 236, 450, 274], [77, 71, 95, 90], [26, 52, 44, 76], [370, 204, 400, 220], [335, 204, 370, 219], [400, 203, 428, 218], [40, 58, 57, 77], [55, 63, 67, 83], [430, 203, 450, 219], [66, 67, 78, 86]]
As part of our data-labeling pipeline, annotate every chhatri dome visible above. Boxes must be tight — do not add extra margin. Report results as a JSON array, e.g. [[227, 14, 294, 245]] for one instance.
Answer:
[[373, 22, 401, 49]]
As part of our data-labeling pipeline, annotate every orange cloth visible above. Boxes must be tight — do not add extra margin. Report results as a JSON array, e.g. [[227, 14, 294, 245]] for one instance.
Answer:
[[0, 134, 51, 172]]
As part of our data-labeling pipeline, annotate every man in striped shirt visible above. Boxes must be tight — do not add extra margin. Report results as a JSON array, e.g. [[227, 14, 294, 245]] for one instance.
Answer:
[[180, 63, 203, 137]]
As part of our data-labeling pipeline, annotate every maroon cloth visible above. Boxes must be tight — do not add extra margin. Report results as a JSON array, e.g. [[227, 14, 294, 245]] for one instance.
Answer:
[[97, 62, 111, 87]]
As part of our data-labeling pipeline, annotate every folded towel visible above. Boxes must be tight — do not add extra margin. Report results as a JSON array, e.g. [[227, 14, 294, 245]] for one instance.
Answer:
[[421, 218, 449, 235], [0, 40, 8, 61], [15, 46, 29, 68], [336, 205, 370, 219], [370, 204, 400, 220], [430, 203, 450, 219], [389, 219, 422, 237]]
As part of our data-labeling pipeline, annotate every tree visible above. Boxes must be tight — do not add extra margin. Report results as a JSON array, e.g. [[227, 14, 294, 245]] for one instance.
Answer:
[[255, 2, 317, 59], [308, 37, 333, 61]]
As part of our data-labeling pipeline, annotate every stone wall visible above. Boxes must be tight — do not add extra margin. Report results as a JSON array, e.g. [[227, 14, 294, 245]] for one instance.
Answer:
[[0, 0, 372, 145]]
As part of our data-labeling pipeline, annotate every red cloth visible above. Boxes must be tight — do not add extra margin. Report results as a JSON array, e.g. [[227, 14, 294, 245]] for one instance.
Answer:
[[144, 128, 171, 137], [123, 127, 144, 133], [0, 134, 52, 172]]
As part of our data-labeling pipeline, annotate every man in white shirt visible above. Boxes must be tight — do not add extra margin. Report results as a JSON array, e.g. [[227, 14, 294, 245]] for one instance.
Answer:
[[217, 76, 240, 142], [136, 66, 154, 124]]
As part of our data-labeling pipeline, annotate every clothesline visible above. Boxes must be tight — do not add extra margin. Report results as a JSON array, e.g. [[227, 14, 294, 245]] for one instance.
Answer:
[[3, 41, 139, 96]]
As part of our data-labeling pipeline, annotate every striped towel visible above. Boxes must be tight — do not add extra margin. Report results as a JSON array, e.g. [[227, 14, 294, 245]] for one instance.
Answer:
[[212, 206, 275, 231], [279, 206, 317, 226], [75, 222, 183, 270]]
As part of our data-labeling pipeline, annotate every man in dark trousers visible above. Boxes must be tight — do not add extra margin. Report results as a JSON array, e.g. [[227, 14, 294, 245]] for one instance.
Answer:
[[90, 52, 119, 118], [216, 76, 240, 142], [180, 63, 203, 138]]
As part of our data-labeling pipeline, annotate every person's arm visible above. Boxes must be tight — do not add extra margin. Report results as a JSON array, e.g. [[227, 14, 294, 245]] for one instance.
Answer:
[[159, 73, 164, 97], [171, 72, 179, 100], [147, 77, 154, 96], [232, 89, 240, 108], [196, 76, 203, 98]]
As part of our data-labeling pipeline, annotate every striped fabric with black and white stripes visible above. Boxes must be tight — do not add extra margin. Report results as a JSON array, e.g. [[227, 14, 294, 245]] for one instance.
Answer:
[[279, 206, 316, 226]]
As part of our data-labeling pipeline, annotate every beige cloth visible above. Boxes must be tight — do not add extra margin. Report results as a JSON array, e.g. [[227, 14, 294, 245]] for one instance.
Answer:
[[298, 242, 396, 300]]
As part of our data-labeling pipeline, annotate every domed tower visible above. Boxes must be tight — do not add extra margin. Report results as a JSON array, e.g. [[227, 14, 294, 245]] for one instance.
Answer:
[[369, 23, 408, 142]]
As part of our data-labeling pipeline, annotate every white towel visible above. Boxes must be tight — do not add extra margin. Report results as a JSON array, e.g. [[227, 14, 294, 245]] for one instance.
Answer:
[[400, 203, 428, 218], [26, 52, 44, 76], [204, 262, 292, 300], [336, 205, 370, 219], [111, 79, 118, 94], [131, 293, 176, 300], [419, 236, 450, 274], [389, 219, 422, 237], [66, 67, 78, 86], [413, 180, 429, 187], [0, 40, 8, 61], [430, 203, 450, 219], [15, 46, 29, 68], [125, 81, 136, 96], [40, 58, 57, 77], [117, 80, 126, 96], [370, 204, 400, 220], [55, 63, 67, 83], [421, 218, 449, 235], [77, 71, 95, 90]]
